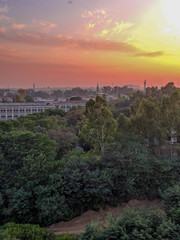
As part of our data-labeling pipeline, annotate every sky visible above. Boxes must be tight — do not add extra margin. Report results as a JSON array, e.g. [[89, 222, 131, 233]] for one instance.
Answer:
[[0, 0, 180, 88]]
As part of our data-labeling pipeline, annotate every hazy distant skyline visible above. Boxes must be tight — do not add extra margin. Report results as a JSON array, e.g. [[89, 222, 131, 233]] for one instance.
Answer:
[[0, 0, 180, 88]]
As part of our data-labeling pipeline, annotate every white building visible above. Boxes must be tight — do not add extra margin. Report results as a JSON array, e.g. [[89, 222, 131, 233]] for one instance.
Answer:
[[0, 100, 87, 120], [0, 103, 55, 120], [55, 100, 86, 112]]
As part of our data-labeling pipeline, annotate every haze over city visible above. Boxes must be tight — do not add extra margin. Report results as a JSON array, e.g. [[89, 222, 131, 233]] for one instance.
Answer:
[[0, 0, 180, 88]]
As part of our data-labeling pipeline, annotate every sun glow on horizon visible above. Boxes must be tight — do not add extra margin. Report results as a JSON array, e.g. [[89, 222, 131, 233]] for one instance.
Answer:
[[1, 0, 180, 88]]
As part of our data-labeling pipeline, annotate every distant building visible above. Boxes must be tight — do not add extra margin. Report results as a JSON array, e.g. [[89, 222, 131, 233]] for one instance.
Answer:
[[34, 97, 46, 102], [34, 97, 54, 103], [81, 96, 95, 101], [106, 95, 118, 101], [171, 130, 177, 144], [55, 100, 86, 112], [0, 103, 55, 120], [125, 85, 140, 90], [57, 97, 67, 102], [6, 97, 13, 103], [0, 100, 87, 120]]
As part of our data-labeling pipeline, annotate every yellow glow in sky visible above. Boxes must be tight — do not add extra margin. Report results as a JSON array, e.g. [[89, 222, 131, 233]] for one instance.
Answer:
[[1, 0, 180, 88]]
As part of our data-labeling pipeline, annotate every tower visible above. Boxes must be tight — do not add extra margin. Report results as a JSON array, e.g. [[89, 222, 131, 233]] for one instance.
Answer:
[[33, 83, 35, 91], [97, 83, 99, 93], [144, 80, 146, 93]]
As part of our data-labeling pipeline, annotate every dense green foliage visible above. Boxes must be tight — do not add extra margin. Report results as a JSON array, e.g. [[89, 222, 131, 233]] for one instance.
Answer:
[[0, 222, 55, 240], [80, 96, 116, 154], [0, 83, 180, 239], [80, 209, 180, 240], [55, 233, 77, 240], [162, 184, 180, 224]]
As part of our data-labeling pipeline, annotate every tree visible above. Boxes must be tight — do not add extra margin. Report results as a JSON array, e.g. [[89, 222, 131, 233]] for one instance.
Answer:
[[161, 82, 176, 95], [66, 108, 84, 134], [131, 97, 165, 147], [48, 129, 78, 159], [14, 89, 26, 102], [162, 184, 180, 224], [0, 131, 56, 188], [66, 109, 84, 126], [0, 222, 55, 240], [80, 96, 116, 154], [25, 95, 34, 103], [52, 89, 63, 99], [80, 208, 180, 240], [18, 88, 26, 97], [102, 86, 112, 94], [70, 96, 82, 101], [117, 113, 131, 136]]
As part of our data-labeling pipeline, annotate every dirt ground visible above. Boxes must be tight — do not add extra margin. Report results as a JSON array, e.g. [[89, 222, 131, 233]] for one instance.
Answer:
[[47, 199, 162, 235]]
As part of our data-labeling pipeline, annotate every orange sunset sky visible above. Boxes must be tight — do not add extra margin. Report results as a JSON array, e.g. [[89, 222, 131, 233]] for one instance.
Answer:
[[0, 0, 180, 88]]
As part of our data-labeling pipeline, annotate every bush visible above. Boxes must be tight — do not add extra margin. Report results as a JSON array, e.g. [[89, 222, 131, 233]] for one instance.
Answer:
[[0, 222, 55, 240], [162, 184, 180, 212], [55, 233, 77, 240], [80, 208, 180, 240], [162, 184, 180, 223]]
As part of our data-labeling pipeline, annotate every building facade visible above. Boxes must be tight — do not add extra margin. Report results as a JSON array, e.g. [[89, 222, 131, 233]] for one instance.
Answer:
[[0, 103, 55, 120], [55, 100, 86, 112], [0, 100, 86, 120]]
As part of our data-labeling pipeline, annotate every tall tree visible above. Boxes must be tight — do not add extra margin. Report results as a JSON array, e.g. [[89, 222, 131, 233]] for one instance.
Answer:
[[80, 96, 116, 154], [131, 97, 165, 147]]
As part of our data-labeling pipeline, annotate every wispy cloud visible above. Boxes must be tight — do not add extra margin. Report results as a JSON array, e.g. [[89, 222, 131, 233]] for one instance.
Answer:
[[28, 19, 57, 34], [135, 51, 165, 57], [0, 6, 8, 13], [81, 8, 134, 42], [0, 30, 138, 53], [81, 9, 107, 19], [38, 21, 56, 33], [0, 25, 6, 33], [11, 24, 26, 30], [0, 3, 10, 22], [0, 14, 10, 21], [97, 22, 133, 38]]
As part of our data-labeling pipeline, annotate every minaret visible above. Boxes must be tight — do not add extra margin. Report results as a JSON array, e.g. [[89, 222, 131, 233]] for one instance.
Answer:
[[33, 83, 35, 91], [97, 83, 99, 93], [144, 80, 146, 93]]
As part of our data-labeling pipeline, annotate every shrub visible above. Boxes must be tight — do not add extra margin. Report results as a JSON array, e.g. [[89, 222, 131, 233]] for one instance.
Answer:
[[162, 184, 180, 212], [161, 184, 180, 223], [55, 233, 77, 240], [0, 222, 55, 240], [80, 208, 180, 240]]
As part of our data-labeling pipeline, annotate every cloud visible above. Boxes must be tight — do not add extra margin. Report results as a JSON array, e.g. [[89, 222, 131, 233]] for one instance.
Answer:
[[39, 21, 56, 29], [0, 6, 8, 13], [81, 9, 107, 19], [88, 23, 95, 29], [81, 8, 134, 42], [111, 22, 133, 34], [11, 24, 26, 30], [0, 14, 10, 21], [0, 4, 10, 22], [0, 26, 6, 33], [95, 21, 134, 39], [30, 20, 57, 33], [135, 51, 165, 57], [39, 21, 56, 33], [0, 30, 139, 53]]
